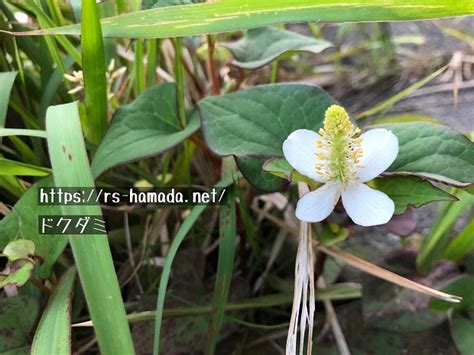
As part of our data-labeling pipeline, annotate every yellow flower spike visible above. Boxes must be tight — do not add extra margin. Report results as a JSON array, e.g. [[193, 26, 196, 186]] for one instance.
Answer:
[[314, 105, 363, 187]]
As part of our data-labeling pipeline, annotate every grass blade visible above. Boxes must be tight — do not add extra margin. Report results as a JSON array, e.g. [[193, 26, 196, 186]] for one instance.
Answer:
[[31, 267, 77, 355], [0, 157, 50, 176], [205, 186, 236, 354], [46, 102, 135, 354], [356, 65, 447, 119], [0, 71, 17, 128], [0, 128, 47, 138], [152, 173, 239, 355], [417, 189, 474, 271], [74, 283, 362, 327], [10, 1, 474, 39], [444, 218, 474, 262], [81, 0, 108, 144]]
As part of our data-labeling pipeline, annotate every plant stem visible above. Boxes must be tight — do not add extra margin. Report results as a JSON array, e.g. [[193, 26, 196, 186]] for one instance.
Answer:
[[271, 59, 279, 83], [173, 37, 187, 128], [207, 34, 221, 95]]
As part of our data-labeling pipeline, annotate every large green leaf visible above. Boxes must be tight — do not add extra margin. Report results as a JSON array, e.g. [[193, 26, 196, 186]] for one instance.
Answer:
[[0, 295, 40, 353], [373, 176, 457, 214], [11, 1, 474, 38], [91, 83, 200, 178], [0, 177, 68, 278], [198, 84, 336, 157], [31, 267, 76, 355], [223, 27, 331, 69], [198, 84, 336, 190], [46, 102, 135, 354], [381, 122, 474, 187]]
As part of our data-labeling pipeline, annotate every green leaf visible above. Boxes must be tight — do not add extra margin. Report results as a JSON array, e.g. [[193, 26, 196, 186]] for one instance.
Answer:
[[0, 128, 47, 139], [143, 0, 200, 9], [450, 312, 474, 355], [355, 65, 447, 120], [429, 275, 474, 312], [382, 122, 474, 187], [370, 114, 443, 125], [91, 83, 200, 178], [223, 27, 331, 69], [0, 260, 34, 288], [372, 176, 457, 214], [206, 185, 236, 354], [46, 102, 135, 354], [262, 157, 318, 187], [81, 0, 108, 144], [1, 239, 35, 262], [198, 84, 336, 157], [16, 1, 474, 38], [153, 173, 239, 354], [319, 223, 349, 246], [31, 267, 77, 355], [0, 71, 17, 128], [198, 83, 336, 190], [444, 218, 474, 262], [417, 189, 474, 272], [262, 157, 293, 180], [198, 84, 335, 191], [0, 157, 51, 177], [236, 157, 287, 192], [0, 295, 40, 352], [0, 178, 68, 278]]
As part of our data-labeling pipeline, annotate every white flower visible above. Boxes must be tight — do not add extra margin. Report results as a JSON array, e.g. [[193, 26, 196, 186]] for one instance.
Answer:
[[282, 105, 399, 226]]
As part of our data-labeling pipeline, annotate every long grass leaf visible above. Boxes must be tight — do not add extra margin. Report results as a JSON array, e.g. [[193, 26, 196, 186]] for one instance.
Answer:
[[152, 173, 239, 355], [31, 267, 77, 355], [74, 283, 362, 327], [8, 1, 474, 39], [205, 186, 236, 354], [0, 71, 17, 128], [81, 0, 108, 144], [356, 65, 447, 119], [444, 218, 474, 262], [416, 189, 474, 271], [46, 102, 135, 354]]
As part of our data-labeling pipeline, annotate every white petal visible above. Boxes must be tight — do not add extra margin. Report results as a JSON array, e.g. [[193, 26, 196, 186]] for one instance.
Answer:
[[341, 183, 395, 226], [295, 182, 340, 222], [356, 128, 398, 182], [282, 129, 327, 183]]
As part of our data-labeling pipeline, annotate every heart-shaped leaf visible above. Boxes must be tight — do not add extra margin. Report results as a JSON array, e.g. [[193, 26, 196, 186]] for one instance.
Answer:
[[372, 176, 457, 214], [198, 84, 337, 190], [379, 122, 474, 187], [223, 27, 332, 69], [91, 83, 200, 177]]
